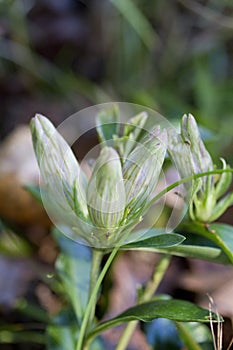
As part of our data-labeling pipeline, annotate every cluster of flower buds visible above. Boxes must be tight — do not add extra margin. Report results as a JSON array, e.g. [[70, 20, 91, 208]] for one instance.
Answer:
[[168, 114, 233, 223], [30, 112, 167, 248]]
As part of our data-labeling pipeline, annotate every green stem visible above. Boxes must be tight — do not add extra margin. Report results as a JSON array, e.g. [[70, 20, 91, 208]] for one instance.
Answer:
[[175, 323, 202, 350], [147, 168, 233, 209], [76, 246, 119, 350], [116, 254, 171, 350], [87, 249, 104, 331]]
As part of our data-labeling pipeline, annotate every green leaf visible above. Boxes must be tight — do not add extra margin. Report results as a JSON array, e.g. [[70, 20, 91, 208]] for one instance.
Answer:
[[96, 106, 119, 143], [122, 231, 185, 249], [53, 228, 92, 323], [47, 308, 103, 350], [180, 222, 233, 264], [47, 324, 76, 350], [0, 221, 32, 257], [156, 244, 228, 264], [110, 0, 158, 49], [15, 298, 49, 323], [0, 330, 45, 344], [87, 299, 219, 341], [125, 227, 231, 264]]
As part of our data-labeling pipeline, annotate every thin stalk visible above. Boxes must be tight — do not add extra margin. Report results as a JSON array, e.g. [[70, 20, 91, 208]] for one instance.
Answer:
[[116, 254, 171, 350], [87, 249, 104, 331], [147, 168, 233, 210], [76, 246, 119, 350], [175, 323, 202, 350]]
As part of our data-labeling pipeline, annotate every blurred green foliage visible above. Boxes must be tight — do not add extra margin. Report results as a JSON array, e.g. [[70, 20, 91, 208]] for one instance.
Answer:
[[0, 0, 233, 148]]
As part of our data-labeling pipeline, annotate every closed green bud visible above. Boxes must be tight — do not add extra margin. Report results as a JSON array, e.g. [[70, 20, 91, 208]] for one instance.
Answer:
[[30, 114, 90, 235], [123, 127, 167, 214], [168, 114, 233, 223], [181, 114, 213, 174], [87, 147, 125, 232]]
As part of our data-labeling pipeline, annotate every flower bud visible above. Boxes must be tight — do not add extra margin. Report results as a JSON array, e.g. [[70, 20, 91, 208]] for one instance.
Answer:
[[181, 114, 213, 174], [123, 127, 167, 214], [87, 147, 125, 231], [30, 114, 89, 225], [168, 114, 233, 223]]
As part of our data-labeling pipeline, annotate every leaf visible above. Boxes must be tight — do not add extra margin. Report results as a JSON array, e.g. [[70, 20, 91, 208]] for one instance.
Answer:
[[96, 106, 119, 143], [87, 299, 219, 341], [0, 221, 32, 257], [156, 244, 228, 264], [47, 309, 104, 350], [180, 222, 233, 264], [122, 231, 185, 249], [176, 322, 213, 350], [15, 298, 49, 323], [53, 228, 92, 323], [124, 227, 231, 264], [0, 330, 45, 344], [110, 0, 158, 49], [47, 324, 76, 350]]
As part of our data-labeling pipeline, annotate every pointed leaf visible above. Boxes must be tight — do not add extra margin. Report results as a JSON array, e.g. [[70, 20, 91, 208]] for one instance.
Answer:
[[122, 231, 185, 249], [96, 106, 119, 143], [87, 299, 219, 341]]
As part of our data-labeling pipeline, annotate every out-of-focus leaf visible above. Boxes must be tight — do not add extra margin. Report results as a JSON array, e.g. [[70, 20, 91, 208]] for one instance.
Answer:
[[176, 322, 213, 350], [47, 308, 103, 350], [96, 106, 119, 143], [110, 0, 158, 49], [0, 222, 32, 257], [53, 228, 92, 324], [0, 330, 45, 344], [180, 222, 233, 264], [87, 299, 219, 341], [15, 298, 49, 323], [47, 324, 76, 350]]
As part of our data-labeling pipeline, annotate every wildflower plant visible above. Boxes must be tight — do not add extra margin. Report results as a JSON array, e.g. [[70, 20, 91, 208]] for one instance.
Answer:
[[29, 104, 233, 350], [31, 111, 168, 248]]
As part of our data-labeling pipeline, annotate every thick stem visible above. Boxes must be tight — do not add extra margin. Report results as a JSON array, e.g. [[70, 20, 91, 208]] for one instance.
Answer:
[[76, 246, 119, 350], [116, 254, 171, 350]]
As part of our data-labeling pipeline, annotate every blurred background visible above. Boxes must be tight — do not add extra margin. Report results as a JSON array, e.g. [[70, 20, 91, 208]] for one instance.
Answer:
[[0, 0, 233, 349]]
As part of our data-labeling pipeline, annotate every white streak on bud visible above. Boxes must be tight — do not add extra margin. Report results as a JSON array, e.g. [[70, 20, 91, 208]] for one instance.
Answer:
[[87, 147, 125, 230]]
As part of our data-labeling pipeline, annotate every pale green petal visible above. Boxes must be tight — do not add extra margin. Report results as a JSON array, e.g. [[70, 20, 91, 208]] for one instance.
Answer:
[[87, 147, 125, 231]]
